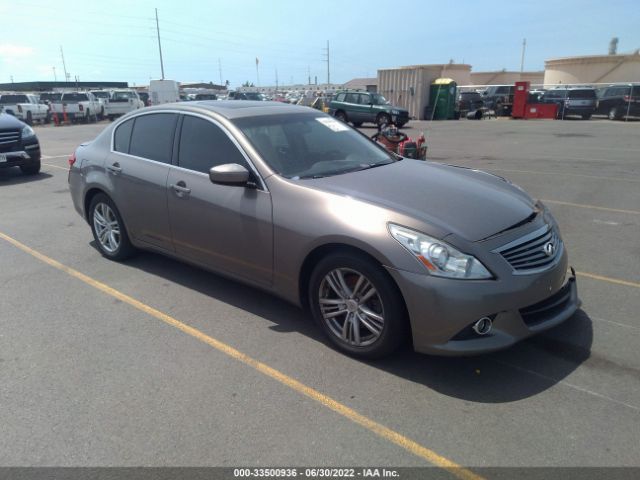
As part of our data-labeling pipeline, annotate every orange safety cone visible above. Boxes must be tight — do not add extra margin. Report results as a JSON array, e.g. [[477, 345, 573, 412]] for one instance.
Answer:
[[51, 106, 59, 126], [62, 104, 69, 125]]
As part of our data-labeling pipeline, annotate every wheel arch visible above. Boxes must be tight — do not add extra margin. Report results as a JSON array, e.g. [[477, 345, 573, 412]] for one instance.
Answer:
[[298, 243, 409, 322]]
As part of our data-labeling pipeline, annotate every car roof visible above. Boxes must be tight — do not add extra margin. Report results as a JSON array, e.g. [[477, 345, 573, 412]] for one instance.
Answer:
[[142, 100, 315, 120]]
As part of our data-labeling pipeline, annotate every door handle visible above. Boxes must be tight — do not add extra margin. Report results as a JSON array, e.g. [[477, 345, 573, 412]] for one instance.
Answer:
[[170, 181, 191, 196], [107, 163, 122, 174]]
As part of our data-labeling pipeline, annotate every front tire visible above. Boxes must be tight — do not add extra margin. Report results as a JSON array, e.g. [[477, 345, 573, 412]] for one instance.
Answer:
[[89, 194, 136, 261], [376, 113, 391, 127], [309, 252, 407, 359], [20, 160, 41, 175]]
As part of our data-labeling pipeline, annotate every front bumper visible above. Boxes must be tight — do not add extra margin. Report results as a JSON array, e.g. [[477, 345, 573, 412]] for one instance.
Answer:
[[386, 252, 581, 356], [0, 141, 41, 169]]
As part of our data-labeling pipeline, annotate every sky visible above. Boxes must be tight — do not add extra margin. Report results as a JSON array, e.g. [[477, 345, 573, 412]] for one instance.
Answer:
[[1, 0, 639, 88]]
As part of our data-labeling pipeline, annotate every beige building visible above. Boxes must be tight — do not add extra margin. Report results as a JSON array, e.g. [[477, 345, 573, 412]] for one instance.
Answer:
[[469, 70, 545, 86], [377, 64, 471, 119], [544, 52, 640, 85]]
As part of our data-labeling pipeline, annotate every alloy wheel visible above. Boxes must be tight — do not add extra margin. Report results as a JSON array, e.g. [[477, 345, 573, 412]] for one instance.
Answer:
[[93, 202, 121, 253], [319, 268, 385, 347]]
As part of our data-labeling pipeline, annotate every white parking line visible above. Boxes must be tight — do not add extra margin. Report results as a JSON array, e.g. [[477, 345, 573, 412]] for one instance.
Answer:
[[41, 154, 70, 159]]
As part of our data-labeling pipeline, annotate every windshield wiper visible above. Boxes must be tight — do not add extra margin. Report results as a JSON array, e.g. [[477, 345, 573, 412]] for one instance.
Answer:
[[298, 161, 394, 179]]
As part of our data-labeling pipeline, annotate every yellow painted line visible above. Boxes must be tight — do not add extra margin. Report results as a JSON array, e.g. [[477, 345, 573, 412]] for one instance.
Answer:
[[577, 271, 640, 289], [42, 163, 68, 171], [542, 199, 640, 216], [0, 231, 482, 480], [490, 168, 640, 183]]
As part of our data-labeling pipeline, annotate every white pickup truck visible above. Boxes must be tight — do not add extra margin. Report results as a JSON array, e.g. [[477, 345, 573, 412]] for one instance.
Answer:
[[104, 90, 145, 120], [50, 92, 101, 123], [0, 93, 49, 125]]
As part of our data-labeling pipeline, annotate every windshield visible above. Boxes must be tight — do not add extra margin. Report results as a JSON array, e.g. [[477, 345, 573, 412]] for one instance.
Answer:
[[244, 92, 264, 101], [568, 89, 596, 99], [112, 91, 136, 100], [40, 93, 62, 101], [91, 91, 110, 98], [233, 112, 396, 179], [62, 93, 89, 102], [371, 94, 389, 105], [460, 92, 481, 100], [0, 94, 28, 104]]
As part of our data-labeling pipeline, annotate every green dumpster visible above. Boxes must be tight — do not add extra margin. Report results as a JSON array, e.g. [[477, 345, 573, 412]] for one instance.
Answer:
[[428, 78, 457, 120]]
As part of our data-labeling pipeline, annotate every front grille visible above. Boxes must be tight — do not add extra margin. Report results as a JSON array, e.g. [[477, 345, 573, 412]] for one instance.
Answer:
[[520, 281, 572, 326], [0, 129, 20, 153], [496, 224, 561, 272]]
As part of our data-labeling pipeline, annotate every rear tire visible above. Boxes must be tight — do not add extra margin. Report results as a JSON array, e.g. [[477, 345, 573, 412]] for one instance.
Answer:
[[308, 252, 407, 359], [89, 193, 136, 261], [20, 160, 41, 175], [334, 110, 347, 123], [26, 111, 33, 126], [608, 107, 621, 120]]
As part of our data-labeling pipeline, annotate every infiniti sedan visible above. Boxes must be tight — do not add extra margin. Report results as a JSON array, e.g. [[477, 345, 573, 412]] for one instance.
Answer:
[[68, 102, 580, 358]]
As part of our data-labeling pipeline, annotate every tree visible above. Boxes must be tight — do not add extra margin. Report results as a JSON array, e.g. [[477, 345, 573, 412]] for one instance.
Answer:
[[242, 81, 255, 87]]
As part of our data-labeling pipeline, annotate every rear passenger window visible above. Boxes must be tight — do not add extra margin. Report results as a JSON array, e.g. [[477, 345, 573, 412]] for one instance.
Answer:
[[178, 115, 249, 174], [129, 113, 177, 163], [345, 93, 358, 103], [113, 119, 133, 153]]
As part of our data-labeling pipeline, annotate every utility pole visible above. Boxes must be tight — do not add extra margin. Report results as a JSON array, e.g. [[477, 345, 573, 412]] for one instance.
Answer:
[[60, 46, 69, 84], [520, 38, 527, 73], [52, 66, 57, 82], [275, 68, 279, 93], [322, 40, 330, 87], [218, 58, 223, 86], [308, 65, 311, 85], [155, 8, 165, 79]]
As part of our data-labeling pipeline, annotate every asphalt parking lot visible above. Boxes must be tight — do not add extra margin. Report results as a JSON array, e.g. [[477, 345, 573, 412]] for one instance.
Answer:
[[1, 118, 639, 474]]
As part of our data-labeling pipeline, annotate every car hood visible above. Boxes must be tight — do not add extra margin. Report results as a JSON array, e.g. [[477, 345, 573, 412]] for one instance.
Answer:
[[303, 160, 538, 242], [0, 112, 25, 128]]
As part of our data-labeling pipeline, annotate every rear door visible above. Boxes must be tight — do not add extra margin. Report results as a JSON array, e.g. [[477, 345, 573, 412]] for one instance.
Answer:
[[167, 114, 273, 286], [357, 93, 374, 122], [106, 112, 178, 251]]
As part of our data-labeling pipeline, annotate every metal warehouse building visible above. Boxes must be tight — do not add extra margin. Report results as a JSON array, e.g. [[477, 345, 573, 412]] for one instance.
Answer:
[[377, 64, 471, 120]]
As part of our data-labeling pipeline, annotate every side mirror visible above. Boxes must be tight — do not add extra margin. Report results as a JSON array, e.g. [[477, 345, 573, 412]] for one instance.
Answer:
[[209, 163, 252, 187]]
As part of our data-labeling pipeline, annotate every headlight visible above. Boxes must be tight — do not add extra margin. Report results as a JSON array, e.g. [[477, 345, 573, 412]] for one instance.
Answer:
[[21, 125, 35, 138], [389, 224, 492, 279]]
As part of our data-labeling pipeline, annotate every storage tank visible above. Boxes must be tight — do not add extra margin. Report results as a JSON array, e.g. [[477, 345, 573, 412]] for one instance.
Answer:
[[377, 64, 471, 120], [544, 53, 640, 85]]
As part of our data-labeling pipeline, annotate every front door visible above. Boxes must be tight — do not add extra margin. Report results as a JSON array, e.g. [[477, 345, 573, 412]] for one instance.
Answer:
[[167, 114, 273, 286]]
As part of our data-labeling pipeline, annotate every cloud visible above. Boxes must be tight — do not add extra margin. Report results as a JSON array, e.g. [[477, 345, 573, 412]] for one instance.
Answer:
[[0, 44, 35, 59]]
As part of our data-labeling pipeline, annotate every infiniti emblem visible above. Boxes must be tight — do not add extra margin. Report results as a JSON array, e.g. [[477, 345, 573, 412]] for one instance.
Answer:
[[543, 242, 555, 257]]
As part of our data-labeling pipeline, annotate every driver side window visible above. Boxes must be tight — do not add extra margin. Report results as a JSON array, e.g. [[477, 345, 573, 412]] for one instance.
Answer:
[[178, 115, 249, 174]]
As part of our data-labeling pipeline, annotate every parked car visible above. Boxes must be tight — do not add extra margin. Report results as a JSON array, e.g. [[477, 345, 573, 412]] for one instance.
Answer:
[[68, 101, 580, 358], [481, 85, 514, 116], [456, 91, 484, 117], [0, 112, 41, 175], [89, 90, 111, 119], [329, 90, 409, 128], [194, 93, 218, 101], [137, 91, 151, 107], [229, 91, 266, 101], [51, 92, 101, 123], [0, 93, 49, 125], [104, 90, 145, 120], [541, 88, 597, 119], [595, 84, 640, 120]]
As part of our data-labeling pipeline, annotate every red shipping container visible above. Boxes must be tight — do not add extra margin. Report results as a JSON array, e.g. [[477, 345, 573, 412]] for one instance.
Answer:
[[523, 104, 558, 119], [512, 81, 530, 118]]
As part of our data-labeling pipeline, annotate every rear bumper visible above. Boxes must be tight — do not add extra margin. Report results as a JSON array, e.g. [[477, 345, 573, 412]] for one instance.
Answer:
[[386, 252, 581, 356]]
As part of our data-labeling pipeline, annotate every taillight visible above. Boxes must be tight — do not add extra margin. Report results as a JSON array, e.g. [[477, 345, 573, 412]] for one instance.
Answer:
[[623, 95, 631, 102], [68, 152, 76, 167], [79, 104, 84, 111]]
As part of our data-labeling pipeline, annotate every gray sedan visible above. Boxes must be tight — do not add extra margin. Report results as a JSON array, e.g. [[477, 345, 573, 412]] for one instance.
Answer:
[[68, 101, 580, 358]]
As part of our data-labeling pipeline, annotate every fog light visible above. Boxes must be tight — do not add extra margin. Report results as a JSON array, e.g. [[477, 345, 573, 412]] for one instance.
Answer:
[[472, 317, 492, 335]]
